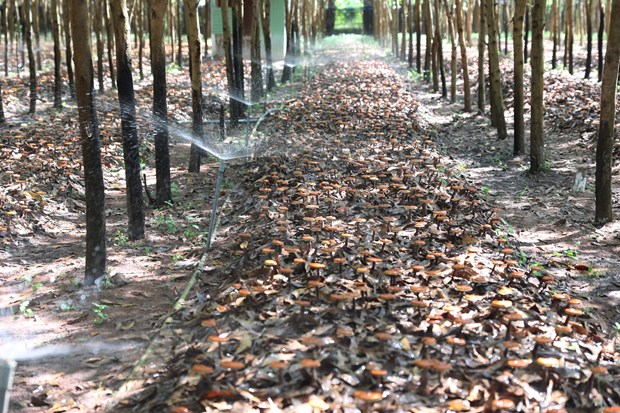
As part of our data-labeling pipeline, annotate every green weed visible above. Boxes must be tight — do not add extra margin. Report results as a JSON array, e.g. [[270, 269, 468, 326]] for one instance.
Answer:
[[91, 303, 109, 324]]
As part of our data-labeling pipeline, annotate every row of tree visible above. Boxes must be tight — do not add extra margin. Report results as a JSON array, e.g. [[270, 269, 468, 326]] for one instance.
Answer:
[[0, 0, 324, 284], [371, 0, 619, 225]]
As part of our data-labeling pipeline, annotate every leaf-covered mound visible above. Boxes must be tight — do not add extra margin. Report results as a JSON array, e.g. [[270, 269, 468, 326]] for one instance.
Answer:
[[126, 59, 620, 413]]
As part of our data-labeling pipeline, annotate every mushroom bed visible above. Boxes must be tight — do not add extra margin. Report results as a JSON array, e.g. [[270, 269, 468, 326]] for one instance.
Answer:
[[134, 59, 620, 412]]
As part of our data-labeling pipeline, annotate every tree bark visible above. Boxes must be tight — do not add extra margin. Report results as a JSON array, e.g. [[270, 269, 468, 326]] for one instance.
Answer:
[[150, 0, 171, 204], [0, 80, 4, 123], [423, 0, 432, 81], [24, 0, 37, 114], [513, 0, 526, 155], [262, 0, 276, 91], [202, 0, 211, 59], [62, 0, 75, 97], [565, 0, 574, 73], [70, 0, 107, 285], [33, 0, 41, 70], [415, 0, 421, 72], [585, 0, 593, 78], [551, 0, 558, 68], [51, 0, 62, 107], [231, 0, 245, 122], [94, 0, 105, 91], [529, 0, 545, 173], [185, 0, 204, 173], [110, 0, 145, 240], [455, 0, 471, 111], [251, 0, 264, 102], [598, 0, 604, 80], [433, 0, 446, 97], [523, 1, 529, 63], [176, 0, 182, 66], [477, 0, 486, 111], [485, 0, 507, 139], [103, 0, 116, 88], [445, 0, 457, 103], [137, 0, 144, 79], [595, 0, 620, 223]]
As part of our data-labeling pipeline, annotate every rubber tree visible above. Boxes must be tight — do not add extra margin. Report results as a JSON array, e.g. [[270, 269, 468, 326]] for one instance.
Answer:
[[262, 0, 276, 91], [477, 0, 486, 112], [110, 0, 145, 240], [454, 0, 471, 111], [51, 0, 62, 107], [529, 0, 545, 173], [185, 0, 204, 173], [485, 0, 507, 140], [595, 0, 620, 224], [70, 0, 107, 285], [250, 0, 264, 102], [150, 0, 172, 204], [24, 0, 37, 114], [513, 0, 526, 155], [62, 0, 75, 97]]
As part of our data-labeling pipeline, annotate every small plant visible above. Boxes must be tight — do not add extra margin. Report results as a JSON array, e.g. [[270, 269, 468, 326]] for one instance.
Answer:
[[19, 300, 34, 318], [517, 250, 529, 266], [155, 214, 178, 233], [172, 252, 184, 262], [584, 269, 606, 279], [113, 228, 129, 247], [481, 186, 491, 195], [59, 300, 75, 312], [31, 281, 44, 292], [171, 182, 181, 198], [92, 303, 109, 324]]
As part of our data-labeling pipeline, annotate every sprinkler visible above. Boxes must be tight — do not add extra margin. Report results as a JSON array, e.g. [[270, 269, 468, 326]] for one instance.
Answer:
[[0, 359, 15, 413]]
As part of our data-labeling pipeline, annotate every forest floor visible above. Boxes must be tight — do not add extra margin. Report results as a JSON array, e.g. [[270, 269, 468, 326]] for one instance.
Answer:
[[1, 35, 620, 413]]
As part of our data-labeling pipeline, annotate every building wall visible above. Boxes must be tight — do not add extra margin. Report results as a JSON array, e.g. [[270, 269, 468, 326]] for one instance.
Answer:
[[210, 0, 286, 61]]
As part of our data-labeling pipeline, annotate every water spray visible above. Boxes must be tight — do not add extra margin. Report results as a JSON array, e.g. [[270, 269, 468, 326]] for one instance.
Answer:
[[0, 359, 15, 413]]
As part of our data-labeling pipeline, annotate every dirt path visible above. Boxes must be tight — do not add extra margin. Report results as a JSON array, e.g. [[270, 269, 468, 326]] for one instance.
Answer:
[[403, 73, 620, 335]]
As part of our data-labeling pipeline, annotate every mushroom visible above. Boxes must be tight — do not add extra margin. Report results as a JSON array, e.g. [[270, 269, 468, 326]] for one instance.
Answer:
[[353, 390, 384, 413]]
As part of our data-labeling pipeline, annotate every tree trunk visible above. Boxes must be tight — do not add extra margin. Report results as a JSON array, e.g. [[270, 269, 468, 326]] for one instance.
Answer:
[[529, 0, 545, 173], [94, 0, 105, 91], [62, 0, 75, 97], [2, 2, 8, 77], [401, 0, 407, 60], [7, 0, 15, 74], [176, 0, 182, 66], [262, 0, 276, 91], [150, 0, 171, 204], [231, 0, 245, 122], [24, 0, 36, 114], [523, 1, 529, 63], [433, 0, 446, 97], [0, 80, 4, 123], [221, 0, 235, 115], [103, 0, 116, 88], [415, 0, 421, 72], [69, 0, 107, 285], [251, 0, 264, 102], [485, 0, 507, 139], [33, 0, 41, 70], [110, 0, 145, 240], [51, 0, 62, 107], [598, 0, 604, 80], [513, 0, 526, 155], [282, 0, 294, 83], [585, 0, 593, 78], [423, 0, 432, 80], [595, 0, 620, 223], [477, 0, 486, 111], [565, 0, 574, 73], [551, 0, 558, 68], [408, 0, 414, 67], [184, 0, 204, 173], [137, 0, 144, 79], [445, 0, 457, 103], [455, 0, 471, 111], [202, 0, 211, 59]]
